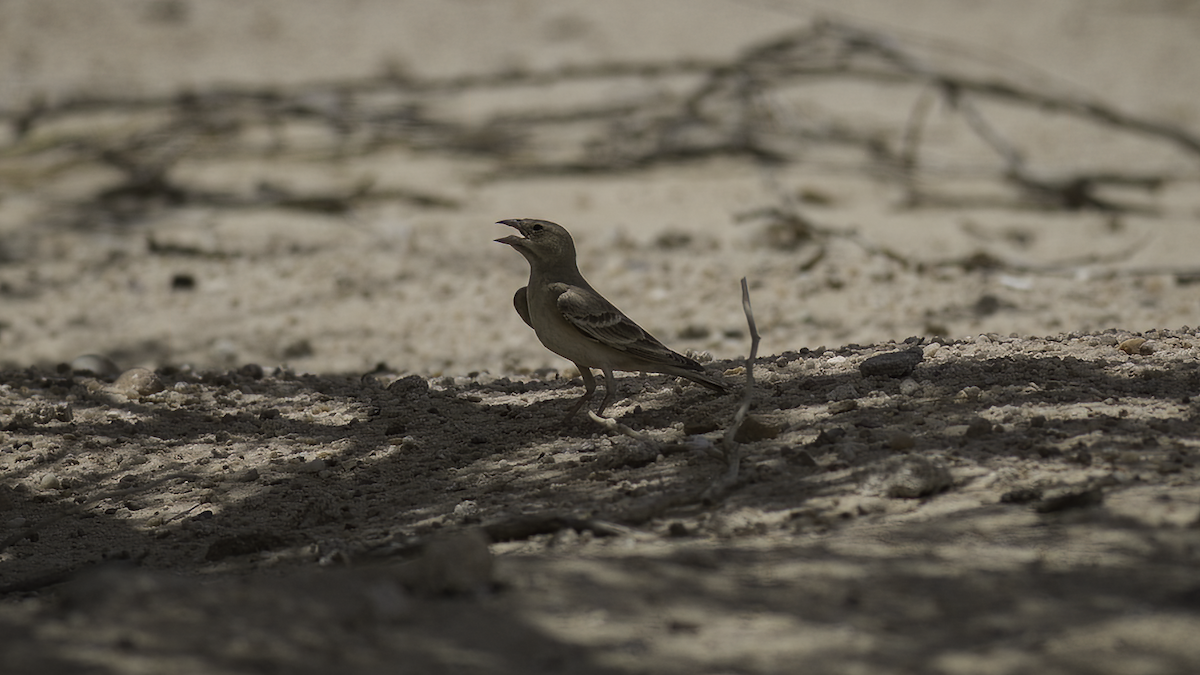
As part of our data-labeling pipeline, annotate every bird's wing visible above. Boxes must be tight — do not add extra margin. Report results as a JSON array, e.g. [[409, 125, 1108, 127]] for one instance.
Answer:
[[550, 282, 702, 371], [512, 286, 533, 328]]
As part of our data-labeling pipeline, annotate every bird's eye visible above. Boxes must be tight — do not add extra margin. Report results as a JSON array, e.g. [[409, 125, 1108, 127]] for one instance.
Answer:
[[531, 223, 543, 231]]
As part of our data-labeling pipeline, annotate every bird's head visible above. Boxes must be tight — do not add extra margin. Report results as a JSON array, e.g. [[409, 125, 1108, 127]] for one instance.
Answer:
[[495, 218, 577, 264]]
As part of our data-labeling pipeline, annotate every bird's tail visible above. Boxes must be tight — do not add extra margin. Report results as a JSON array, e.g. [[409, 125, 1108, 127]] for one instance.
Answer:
[[678, 367, 731, 393]]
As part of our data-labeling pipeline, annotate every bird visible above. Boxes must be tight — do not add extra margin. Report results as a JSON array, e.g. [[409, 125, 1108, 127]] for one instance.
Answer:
[[495, 218, 729, 421]]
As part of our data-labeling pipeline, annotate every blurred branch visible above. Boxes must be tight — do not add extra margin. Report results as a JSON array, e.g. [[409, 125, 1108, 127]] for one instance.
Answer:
[[3, 18, 1197, 224]]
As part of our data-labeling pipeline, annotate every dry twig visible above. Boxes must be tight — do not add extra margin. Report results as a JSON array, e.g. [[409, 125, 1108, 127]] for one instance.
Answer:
[[702, 277, 761, 502]]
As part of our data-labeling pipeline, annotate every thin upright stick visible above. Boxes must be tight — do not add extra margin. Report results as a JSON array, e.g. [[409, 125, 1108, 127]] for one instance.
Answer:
[[723, 277, 760, 450], [705, 277, 760, 501]]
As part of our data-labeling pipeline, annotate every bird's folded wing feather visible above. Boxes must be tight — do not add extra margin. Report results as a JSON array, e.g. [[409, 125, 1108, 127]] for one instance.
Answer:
[[512, 287, 533, 328], [551, 282, 701, 370]]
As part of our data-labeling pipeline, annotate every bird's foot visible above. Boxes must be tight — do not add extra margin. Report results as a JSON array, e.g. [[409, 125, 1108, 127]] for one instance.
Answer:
[[586, 411, 648, 440]]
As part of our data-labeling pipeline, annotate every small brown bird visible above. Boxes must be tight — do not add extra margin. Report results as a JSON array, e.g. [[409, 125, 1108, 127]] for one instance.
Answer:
[[495, 218, 728, 420]]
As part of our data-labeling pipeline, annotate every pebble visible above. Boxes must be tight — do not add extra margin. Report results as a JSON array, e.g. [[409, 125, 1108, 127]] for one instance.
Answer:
[[733, 415, 783, 442], [453, 500, 479, 519], [859, 349, 923, 378], [39, 474, 62, 490], [1117, 337, 1151, 355], [683, 418, 720, 435], [232, 467, 260, 482], [878, 456, 952, 498], [722, 366, 746, 379], [388, 375, 430, 396], [112, 368, 165, 399], [899, 378, 921, 396], [238, 363, 265, 379], [810, 428, 846, 447], [401, 528, 494, 595], [955, 386, 983, 401], [827, 384, 859, 401], [754, 458, 787, 477], [782, 447, 819, 468], [297, 459, 327, 473], [1000, 487, 1043, 504], [964, 417, 994, 438], [1034, 486, 1104, 513], [69, 354, 121, 377], [828, 400, 858, 414]]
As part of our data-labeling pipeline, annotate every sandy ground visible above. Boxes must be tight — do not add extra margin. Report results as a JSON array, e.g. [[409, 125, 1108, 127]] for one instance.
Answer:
[[2, 1, 1200, 673]]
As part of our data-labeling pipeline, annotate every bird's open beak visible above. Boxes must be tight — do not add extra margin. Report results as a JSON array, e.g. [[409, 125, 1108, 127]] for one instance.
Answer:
[[494, 219, 527, 246]]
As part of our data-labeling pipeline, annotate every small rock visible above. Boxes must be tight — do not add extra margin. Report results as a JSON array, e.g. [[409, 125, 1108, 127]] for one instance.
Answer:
[[964, 417, 994, 439], [809, 428, 846, 447], [733, 415, 783, 442], [388, 375, 430, 396], [13, 402, 75, 426], [297, 459, 327, 474], [70, 354, 120, 377], [170, 273, 196, 291], [1000, 487, 1043, 504], [783, 447, 819, 468], [683, 418, 720, 435], [453, 500, 479, 519], [281, 339, 315, 359], [1117, 337, 1151, 355], [401, 528, 494, 595], [754, 458, 787, 478], [112, 368, 165, 399], [859, 349, 923, 378], [828, 384, 859, 401], [1034, 486, 1104, 513], [956, 386, 984, 401], [238, 363, 265, 379], [828, 400, 858, 414], [232, 467, 260, 483], [205, 531, 289, 561], [899, 378, 921, 396], [38, 474, 62, 490], [877, 456, 952, 498]]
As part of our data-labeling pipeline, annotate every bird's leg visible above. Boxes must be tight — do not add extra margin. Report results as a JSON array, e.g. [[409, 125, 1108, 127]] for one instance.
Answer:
[[561, 365, 597, 424], [595, 367, 617, 418]]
